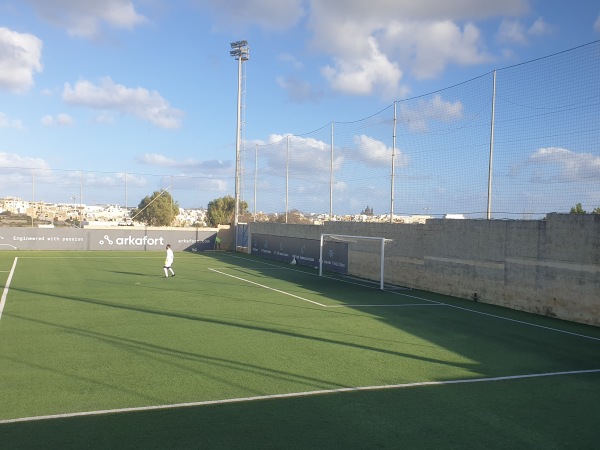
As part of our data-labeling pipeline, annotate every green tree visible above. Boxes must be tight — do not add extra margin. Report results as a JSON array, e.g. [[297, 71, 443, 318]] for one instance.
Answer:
[[132, 190, 179, 226], [569, 203, 586, 214], [206, 195, 248, 227], [593, 207, 600, 214]]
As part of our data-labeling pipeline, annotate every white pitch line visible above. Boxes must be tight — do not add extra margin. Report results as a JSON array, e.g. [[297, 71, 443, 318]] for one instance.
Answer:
[[14, 256, 157, 259], [212, 255, 600, 340], [326, 303, 444, 308], [210, 265, 432, 309], [208, 268, 327, 307], [387, 290, 600, 342], [446, 303, 600, 342], [204, 266, 292, 271], [215, 255, 423, 307], [2, 368, 598, 425], [0, 257, 18, 321]]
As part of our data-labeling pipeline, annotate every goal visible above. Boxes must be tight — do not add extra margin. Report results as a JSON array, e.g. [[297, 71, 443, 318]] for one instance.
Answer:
[[319, 234, 391, 290]]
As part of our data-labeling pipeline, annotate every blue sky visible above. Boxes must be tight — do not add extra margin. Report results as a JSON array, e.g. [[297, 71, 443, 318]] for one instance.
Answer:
[[1, 0, 599, 211]]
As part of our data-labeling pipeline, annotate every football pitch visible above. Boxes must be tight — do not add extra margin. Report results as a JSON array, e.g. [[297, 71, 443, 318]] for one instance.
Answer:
[[1, 250, 599, 449]]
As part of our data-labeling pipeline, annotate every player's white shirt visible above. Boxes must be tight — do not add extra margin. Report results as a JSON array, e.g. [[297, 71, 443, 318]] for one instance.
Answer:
[[165, 248, 174, 266]]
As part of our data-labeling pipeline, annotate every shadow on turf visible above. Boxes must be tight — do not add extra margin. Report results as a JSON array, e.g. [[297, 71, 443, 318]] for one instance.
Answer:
[[5, 285, 475, 373], [97, 268, 157, 277], [4, 311, 347, 394]]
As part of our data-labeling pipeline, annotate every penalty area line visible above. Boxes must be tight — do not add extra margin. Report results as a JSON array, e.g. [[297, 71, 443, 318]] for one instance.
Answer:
[[209, 265, 441, 309], [389, 289, 600, 342], [325, 303, 445, 308], [208, 267, 327, 307], [0, 257, 18, 321], [2, 368, 599, 425]]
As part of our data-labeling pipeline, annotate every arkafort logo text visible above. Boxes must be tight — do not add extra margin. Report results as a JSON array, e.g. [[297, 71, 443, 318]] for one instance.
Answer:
[[99, 235, 165, 246]]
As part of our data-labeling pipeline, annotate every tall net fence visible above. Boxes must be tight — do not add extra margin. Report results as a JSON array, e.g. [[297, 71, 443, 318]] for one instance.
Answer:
[[0, 167, 225, 212], [1, 42, 599, 222], [242, 41, 600, 220], [491, 45, 600, 218]]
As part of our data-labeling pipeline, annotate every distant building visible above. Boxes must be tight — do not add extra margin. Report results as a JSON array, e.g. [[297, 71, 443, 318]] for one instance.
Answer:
[[444, 214, 465, 219], [1, 197, 29, 215], [360, 205, 374, 216]]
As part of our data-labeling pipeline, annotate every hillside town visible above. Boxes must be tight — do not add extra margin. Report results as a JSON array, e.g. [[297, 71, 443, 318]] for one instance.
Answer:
[[0, 197, 444, 227], [0, 196, 208, 227]]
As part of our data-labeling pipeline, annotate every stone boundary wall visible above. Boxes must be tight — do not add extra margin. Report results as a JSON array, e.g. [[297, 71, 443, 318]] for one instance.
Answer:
[[247, 214, 600, 326]]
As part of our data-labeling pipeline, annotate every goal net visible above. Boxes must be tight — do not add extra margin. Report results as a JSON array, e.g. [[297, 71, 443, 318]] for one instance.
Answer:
[[319, 234, 391, 290]]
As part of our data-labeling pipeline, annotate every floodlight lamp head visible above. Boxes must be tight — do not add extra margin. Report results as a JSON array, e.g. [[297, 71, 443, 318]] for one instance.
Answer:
[[229, 41, 249, 61], [230, 40, 248, 49]]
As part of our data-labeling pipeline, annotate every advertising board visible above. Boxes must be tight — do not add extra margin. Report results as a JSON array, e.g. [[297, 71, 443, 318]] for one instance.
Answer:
[[250, 233, 348, 274], [0, 228, 217, 252]]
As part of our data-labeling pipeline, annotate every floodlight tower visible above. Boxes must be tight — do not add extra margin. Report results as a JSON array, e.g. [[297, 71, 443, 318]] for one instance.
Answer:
[[230, 40, 249, 251]]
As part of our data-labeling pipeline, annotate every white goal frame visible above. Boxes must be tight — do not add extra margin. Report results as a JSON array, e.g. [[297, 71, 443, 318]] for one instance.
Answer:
[[319, 234, 391, 290]]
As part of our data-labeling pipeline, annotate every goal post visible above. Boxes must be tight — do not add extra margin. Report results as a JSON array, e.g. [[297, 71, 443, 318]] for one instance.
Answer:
[[319, 234, 391, 290]]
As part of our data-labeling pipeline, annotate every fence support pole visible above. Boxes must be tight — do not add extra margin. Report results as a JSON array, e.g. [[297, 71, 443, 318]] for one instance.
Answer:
[[285, 135, 289, 223], [390, 101, 397, 224], [329, 121, 334, 221], [31, 169, 35, 227], [254, 146, 257, 222], [80, 171, 83, 225], [487, 70, 497, 220]]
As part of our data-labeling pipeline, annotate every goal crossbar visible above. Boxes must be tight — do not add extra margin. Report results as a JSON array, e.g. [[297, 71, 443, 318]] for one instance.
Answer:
[[319, 234, 391, 290]]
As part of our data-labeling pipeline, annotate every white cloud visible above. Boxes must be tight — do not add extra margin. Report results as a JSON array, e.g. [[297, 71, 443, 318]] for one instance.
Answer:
[[321, 36, 406, 98], [309, 0, 528, 23], [255, 134, 344, 177], [353, 135, 410, 168], [198, 0, 305, 31], [497, 16, 555, 45], [137, 152, 176, 167], [0, 27, 43, 93], [136, 153, 232, 174], [92, 111, 115, 124], [129, 155, 233, 195], [0, 151, 49, 169], [497, 19, 527, 44], [528, 17, 554, 36], [0, 112, 24, 130], [41, 113, 74, 127], [382, 21, 491, 80], [163, 175, 229, 194], [117, 172, 147, 187], [0, 153, 52, 191], [198, 0, 531, 98], [529, 147, 600, 181], [594, 15, 600, 32], [398, 94, 464, 132], [24, 0, 148, 39], [308, 0, 526, 95], [62, 77, 184, 129]]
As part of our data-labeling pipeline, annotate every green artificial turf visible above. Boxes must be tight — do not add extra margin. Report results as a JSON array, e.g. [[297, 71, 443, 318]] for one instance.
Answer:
[[1, 251, 599, 449]]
